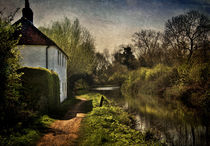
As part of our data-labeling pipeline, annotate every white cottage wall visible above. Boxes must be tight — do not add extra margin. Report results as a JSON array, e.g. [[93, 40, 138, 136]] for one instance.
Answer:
[[48, 46, 67, 102], [19, 45, 68, 102], [19, 45, 47, 68]]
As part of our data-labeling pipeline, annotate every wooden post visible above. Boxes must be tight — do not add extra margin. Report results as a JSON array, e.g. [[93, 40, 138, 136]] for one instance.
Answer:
[[99, 96, 104, 107]]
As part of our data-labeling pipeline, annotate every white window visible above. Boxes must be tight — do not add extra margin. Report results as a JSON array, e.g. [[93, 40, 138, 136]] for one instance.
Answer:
[[62, 55, 64, 67], [60, 52, 61, 66], [57, 50, 59, 65]]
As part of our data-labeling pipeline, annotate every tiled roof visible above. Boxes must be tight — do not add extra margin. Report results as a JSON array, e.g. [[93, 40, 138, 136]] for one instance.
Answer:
[[13, 17, 68, 57]]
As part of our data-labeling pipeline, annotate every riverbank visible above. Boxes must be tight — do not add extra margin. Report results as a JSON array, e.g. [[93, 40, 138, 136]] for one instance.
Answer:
[[106, 63, 209, 145], [78, 93, 164, 145], [0, 92, 164, 146]]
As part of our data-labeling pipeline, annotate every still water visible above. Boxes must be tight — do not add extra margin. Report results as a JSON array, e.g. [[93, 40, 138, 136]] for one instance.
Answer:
[[92, 87, 209, 146]]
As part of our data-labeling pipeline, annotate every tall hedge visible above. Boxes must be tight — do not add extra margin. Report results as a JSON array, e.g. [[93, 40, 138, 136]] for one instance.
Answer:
[[18, 67, 60, 114]]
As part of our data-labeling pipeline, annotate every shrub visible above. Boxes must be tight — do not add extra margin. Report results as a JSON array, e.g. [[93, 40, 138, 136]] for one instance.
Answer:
[[0, 129, 39, 146], [108, 72, 128, 85], [0, 12, 23, 134], [188, 63, 209, 85], [18, 67, 60, 114], [121, 64, 178, 96]]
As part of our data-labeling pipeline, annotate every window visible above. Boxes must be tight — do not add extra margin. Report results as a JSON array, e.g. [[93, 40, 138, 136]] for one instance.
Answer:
[[62, 55, 64, 67], [57, 50, 59, 65], [60, 52, 61, 66]]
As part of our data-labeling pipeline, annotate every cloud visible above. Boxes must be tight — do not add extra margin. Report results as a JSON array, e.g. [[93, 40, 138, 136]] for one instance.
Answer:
[[1, 0, 209, 53], [126, 0, 137, 6]]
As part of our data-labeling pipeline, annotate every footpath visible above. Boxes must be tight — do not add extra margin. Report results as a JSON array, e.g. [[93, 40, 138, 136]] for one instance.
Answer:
[[37, 98, 88, 146]]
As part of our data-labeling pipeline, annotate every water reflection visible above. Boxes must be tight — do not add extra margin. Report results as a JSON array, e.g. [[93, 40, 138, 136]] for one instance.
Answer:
[[92, 87, 208, 146], [92, 87, 119, 91], [124, 94, 208, 146]]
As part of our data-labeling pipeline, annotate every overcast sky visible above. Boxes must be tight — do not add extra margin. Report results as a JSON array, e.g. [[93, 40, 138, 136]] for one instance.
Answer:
[[1, 0, 209, 52]]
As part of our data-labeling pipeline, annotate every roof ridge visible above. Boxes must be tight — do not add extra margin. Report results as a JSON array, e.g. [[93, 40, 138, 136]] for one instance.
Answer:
[[13, 17, 68, 58]]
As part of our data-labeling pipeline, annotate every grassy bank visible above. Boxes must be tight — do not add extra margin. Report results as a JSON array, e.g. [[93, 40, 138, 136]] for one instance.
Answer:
[[110, 63, 209, 114], [79, 93, 163, 146]]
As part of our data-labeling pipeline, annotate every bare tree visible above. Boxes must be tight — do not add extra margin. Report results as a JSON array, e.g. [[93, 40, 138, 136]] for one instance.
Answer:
[[133, 30, 162, 55], [164, 10, 209, 61], [132, 30, 163, 66]]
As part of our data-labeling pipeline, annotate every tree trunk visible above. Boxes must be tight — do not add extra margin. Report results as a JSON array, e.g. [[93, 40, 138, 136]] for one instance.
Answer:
[[188, 39, 194, 62], [191, 126, 195, 146]]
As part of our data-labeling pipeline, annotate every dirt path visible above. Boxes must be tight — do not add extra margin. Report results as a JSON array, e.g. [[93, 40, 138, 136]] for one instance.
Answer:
[[37, 98, 88, 146]]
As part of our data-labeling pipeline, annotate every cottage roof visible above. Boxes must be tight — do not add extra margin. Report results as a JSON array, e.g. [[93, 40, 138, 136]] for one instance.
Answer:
[[14, 17, 68, 58]]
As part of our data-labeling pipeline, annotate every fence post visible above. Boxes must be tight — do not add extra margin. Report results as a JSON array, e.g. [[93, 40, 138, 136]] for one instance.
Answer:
[[99, 96, 104, 107]]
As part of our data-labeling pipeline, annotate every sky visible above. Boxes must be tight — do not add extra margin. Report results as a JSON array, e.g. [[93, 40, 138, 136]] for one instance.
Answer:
[[0, 0, 209, 53]]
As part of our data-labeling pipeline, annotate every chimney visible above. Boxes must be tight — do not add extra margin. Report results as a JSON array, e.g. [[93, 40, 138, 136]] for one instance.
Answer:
[[22, 0, 33, 23]]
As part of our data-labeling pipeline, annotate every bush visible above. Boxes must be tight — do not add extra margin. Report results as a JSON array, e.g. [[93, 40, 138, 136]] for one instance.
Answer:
[[0, 129, 40, 146], [188, 63, 209, 85], [0, 12, 23, 134], [121, 64, 178, 96], [18, 67, 60, 114]]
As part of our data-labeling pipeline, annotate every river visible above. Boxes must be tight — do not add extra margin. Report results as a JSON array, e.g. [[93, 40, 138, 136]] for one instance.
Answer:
[[91, 86, 209, 146]]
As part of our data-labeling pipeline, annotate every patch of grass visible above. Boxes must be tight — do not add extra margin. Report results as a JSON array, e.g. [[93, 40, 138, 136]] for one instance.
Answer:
[[0, 114, 57, 146], [0, 129, 40, 146], [39, 115, 55, 127], [79, 93, 163, 146]]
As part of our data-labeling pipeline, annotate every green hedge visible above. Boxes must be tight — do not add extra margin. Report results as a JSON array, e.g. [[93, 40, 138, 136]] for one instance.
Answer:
[[18, 67, 60, 114]]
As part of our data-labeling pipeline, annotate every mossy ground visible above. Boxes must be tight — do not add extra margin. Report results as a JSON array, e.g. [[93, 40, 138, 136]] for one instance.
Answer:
[[78, 92, 163, 146]]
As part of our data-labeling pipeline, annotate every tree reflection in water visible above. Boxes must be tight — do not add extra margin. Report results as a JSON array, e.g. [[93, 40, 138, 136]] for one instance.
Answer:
[[93, 87, 208, 146]]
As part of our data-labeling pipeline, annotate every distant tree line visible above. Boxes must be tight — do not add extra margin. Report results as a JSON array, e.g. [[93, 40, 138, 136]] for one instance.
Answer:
[[110, 10, 209, 69]]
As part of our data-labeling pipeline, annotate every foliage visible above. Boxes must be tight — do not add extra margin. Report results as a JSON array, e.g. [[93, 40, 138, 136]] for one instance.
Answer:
[[38, 115, 55, 128], [68, 73, 93, 96], [132, 30, 164, 67], [174, 60, 209, 109], [18, 67, 60, 115], [0, 66, 59, 145], [0, 11, 53, 146], [119, 60, 209, 125], [39, 17, 96, 77], [164, 10, 209, 61], [0, 129, 40, 146], [0, 10, 24, 134], [101, 61, 128, 85], [107, 11, 209, 121], [113, 46, 138, 70], [0, 115, 55, 146], [120, 64, 178, 96], [79, 93, 162, 146], [93, 52, 111, 83]]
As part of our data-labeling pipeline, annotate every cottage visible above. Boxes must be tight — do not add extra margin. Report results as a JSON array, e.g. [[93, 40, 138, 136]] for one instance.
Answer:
[[14, 0, 68, 102]]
